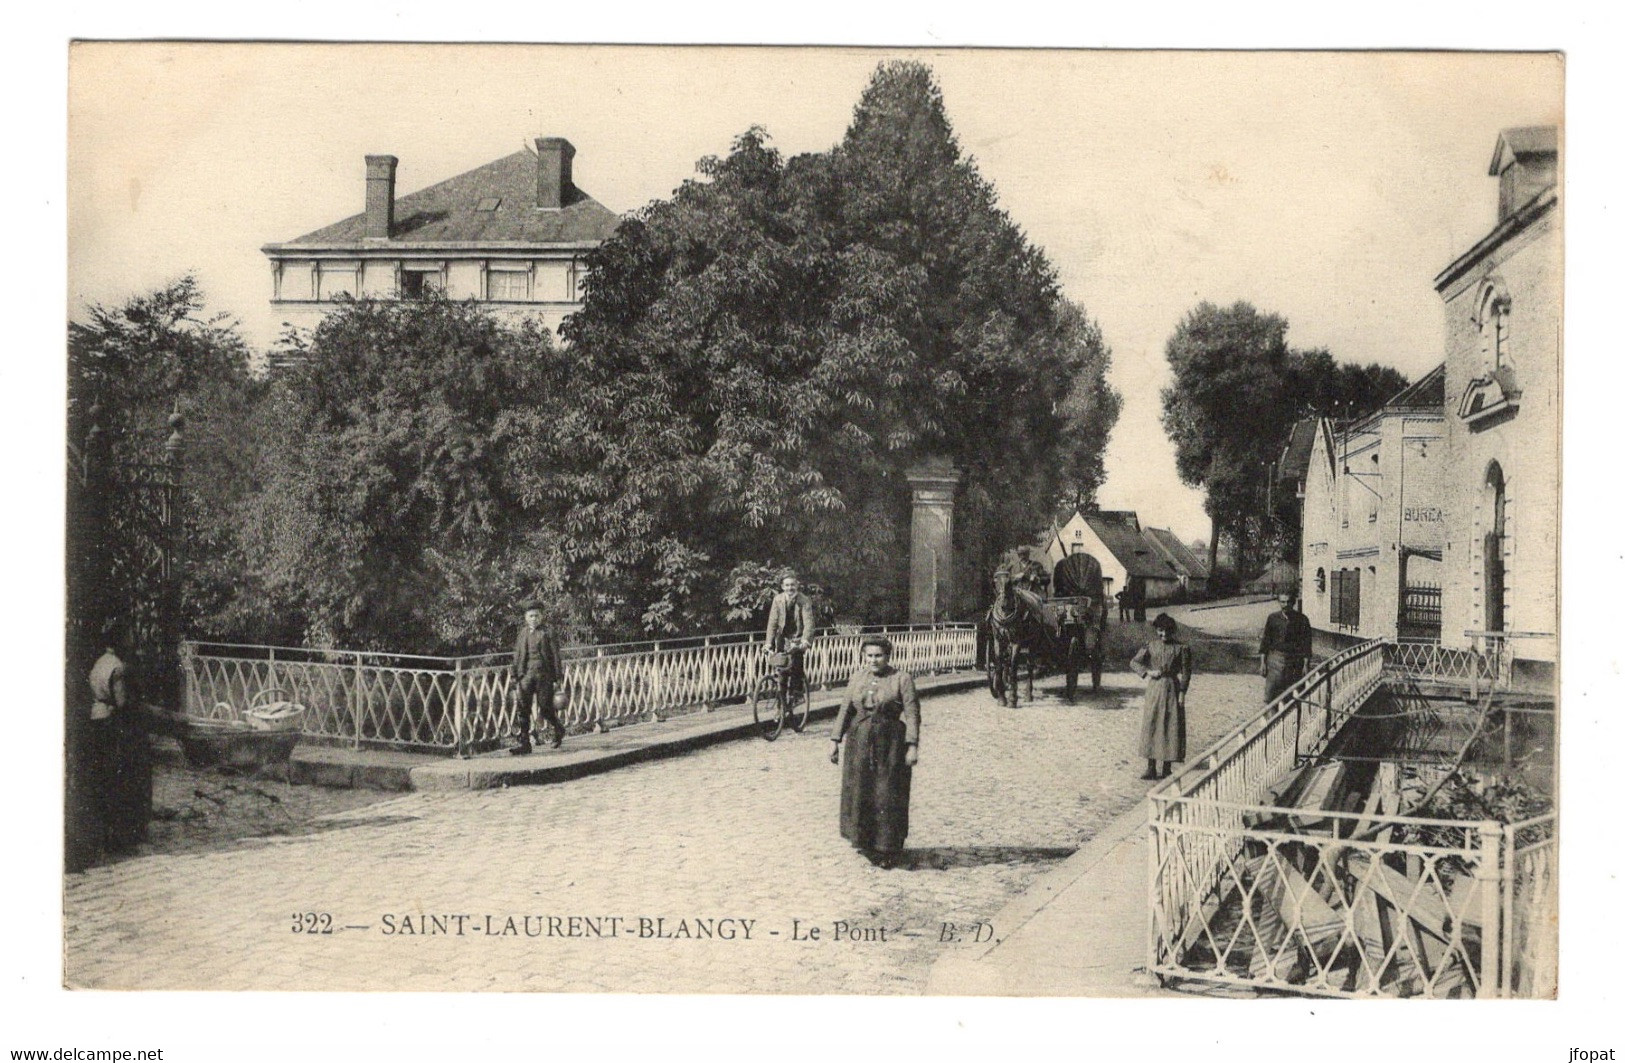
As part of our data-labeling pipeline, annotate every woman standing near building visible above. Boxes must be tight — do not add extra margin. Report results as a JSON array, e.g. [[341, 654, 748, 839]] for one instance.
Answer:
[[1131, 613, 1192, 780], [829, 635, 920, 869]]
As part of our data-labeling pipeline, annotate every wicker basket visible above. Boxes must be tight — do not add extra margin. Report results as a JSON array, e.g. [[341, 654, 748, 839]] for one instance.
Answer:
[[245, 702, 306, 732]]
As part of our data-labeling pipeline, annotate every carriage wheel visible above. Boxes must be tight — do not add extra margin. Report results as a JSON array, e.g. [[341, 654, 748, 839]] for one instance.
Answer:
[[752, 674, 785, 741]]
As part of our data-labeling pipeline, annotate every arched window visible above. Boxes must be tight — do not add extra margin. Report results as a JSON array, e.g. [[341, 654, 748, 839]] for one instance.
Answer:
[[1314, 568, 1326, 594], [1477, 284, 1512, 374]]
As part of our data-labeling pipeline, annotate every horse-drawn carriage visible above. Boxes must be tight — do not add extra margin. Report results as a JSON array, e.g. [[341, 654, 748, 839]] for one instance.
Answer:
[[977, 552, 1108, 706]]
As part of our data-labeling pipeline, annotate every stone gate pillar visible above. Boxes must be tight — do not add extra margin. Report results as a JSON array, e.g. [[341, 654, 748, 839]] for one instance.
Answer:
[[906, 459, 962, 624]]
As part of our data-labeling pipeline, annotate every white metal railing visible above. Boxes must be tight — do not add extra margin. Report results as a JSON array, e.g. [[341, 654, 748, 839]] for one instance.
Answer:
[[1501, 813, 1557, 998], [1387, 638, 1495, 688], [1146, 637, 1555, 999], [181, 623, 978, 755], [1147, 639, 1386, 985]]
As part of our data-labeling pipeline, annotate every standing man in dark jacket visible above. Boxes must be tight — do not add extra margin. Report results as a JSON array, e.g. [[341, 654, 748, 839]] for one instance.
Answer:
[[512, 600, 566, 754], [1259, 592, 1313, 703]]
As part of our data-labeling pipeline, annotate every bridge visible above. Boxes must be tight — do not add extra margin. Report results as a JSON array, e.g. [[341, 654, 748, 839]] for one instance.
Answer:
[[66, 605, 1553, 998], [1147, 637, 1554, 998]]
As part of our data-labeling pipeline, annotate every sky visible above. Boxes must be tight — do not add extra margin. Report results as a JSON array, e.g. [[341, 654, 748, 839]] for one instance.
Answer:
[[67, 45, 1560, 543]]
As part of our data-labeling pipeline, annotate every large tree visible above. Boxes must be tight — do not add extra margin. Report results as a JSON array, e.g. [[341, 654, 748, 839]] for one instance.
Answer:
[[554, 61, 1118, 632], [67, 275, 264, 646], [1161, 302, 1408, 579], [1051, 300, 1121, 515]]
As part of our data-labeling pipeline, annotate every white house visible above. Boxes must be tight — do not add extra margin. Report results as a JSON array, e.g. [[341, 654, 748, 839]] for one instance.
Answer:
[[262, 137, 621, 344], [1296, 367, 1447, 643], [1047, 510, 1182, 607]]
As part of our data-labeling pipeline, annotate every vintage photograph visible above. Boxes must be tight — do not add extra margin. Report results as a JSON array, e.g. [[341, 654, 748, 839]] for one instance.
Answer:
[[60, 42, 1562, 1008]]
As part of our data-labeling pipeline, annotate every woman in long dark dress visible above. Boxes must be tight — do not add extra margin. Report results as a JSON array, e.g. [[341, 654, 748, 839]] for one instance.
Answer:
[[1130, 612, 1192, 780], [829, 635, 920, 869]]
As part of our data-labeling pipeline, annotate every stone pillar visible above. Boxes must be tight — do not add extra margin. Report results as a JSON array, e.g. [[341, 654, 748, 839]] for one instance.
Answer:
[[906, 459, 962, 624]]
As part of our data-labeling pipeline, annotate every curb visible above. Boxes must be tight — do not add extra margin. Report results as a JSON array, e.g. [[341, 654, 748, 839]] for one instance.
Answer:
[[924, 795, 1154, 996], [411, 672, 987, 791]]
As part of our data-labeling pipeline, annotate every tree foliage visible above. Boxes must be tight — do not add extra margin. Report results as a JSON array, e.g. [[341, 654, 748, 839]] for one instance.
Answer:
[[231, 296, 577, 651], [1161, 301, 1408, 576], [555, 61, 1119, 631], [67, 275, 263, 639]]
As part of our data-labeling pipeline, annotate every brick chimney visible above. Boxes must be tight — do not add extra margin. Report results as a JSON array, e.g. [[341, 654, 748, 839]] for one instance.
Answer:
[[365, 155, 398, 239], [534, 138, 575, 210]]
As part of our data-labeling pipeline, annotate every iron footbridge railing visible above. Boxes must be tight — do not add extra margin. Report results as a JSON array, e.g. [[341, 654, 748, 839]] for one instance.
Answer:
[[180, 623, 979, 757], [1146, 637, 1555, 999]]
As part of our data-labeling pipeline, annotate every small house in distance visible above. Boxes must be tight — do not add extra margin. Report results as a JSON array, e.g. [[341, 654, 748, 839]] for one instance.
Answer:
[[1142, 527, 1210, 599], [262, 137, 621, 342], [1047, 510, 1182, 607]]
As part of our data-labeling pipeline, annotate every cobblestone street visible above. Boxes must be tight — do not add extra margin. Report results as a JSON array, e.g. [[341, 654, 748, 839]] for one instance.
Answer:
[[64, 672, 1264, 994]]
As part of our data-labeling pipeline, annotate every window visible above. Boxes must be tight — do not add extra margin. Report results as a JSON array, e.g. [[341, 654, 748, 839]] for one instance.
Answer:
[[487, 269, 529, 301], [399, 268, 443, 299], [1330, 568, 1361, 628], [1315, 568, 1326, 594], [317, 264, 358, 301], [1478, 285, 1512, 374]]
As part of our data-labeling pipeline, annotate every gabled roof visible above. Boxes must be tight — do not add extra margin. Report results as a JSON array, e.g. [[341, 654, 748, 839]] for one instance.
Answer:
[[1143, 527, 1210, 581], [1277, 417, 1320, 485], [1489, 126, 1558, 176], [1080, 511, 1181, 580], [1384, 362, 1446, 409], [270, 149, 621, 250]]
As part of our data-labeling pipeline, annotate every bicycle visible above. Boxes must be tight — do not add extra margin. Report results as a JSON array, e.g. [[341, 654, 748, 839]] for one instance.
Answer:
[[752, 642, 810, 741]]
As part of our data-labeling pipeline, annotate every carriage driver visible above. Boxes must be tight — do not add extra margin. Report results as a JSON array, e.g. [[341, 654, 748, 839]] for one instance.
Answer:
[[1010, 546, 1049, 597], [765, 571, 815, 692]]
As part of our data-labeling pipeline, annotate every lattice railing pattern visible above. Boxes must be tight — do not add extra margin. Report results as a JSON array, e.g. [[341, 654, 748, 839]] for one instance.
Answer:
[[1150, 809, 1494, 998], [1385, 639, 1496, 686], [1151, 639, 1387, 929], [1502, 814, 1557, 998], [1148, 637, 1555, 998], [181, 624, 979, 754], [183, 648, 462, 749]]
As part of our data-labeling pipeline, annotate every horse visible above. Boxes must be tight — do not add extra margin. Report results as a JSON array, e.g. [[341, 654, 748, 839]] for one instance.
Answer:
[[980, 567, 1060, 707]]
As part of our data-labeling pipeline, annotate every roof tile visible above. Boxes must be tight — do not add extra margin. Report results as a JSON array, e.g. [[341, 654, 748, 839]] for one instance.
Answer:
[[276, 149, 621, 247]]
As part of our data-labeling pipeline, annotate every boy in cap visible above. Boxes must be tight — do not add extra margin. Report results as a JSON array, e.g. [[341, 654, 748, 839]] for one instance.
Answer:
[[511, 599, 566, 753]]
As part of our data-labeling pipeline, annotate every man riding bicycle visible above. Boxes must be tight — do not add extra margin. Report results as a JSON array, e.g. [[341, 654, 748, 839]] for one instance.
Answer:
[[765, 571, 814, 694]]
